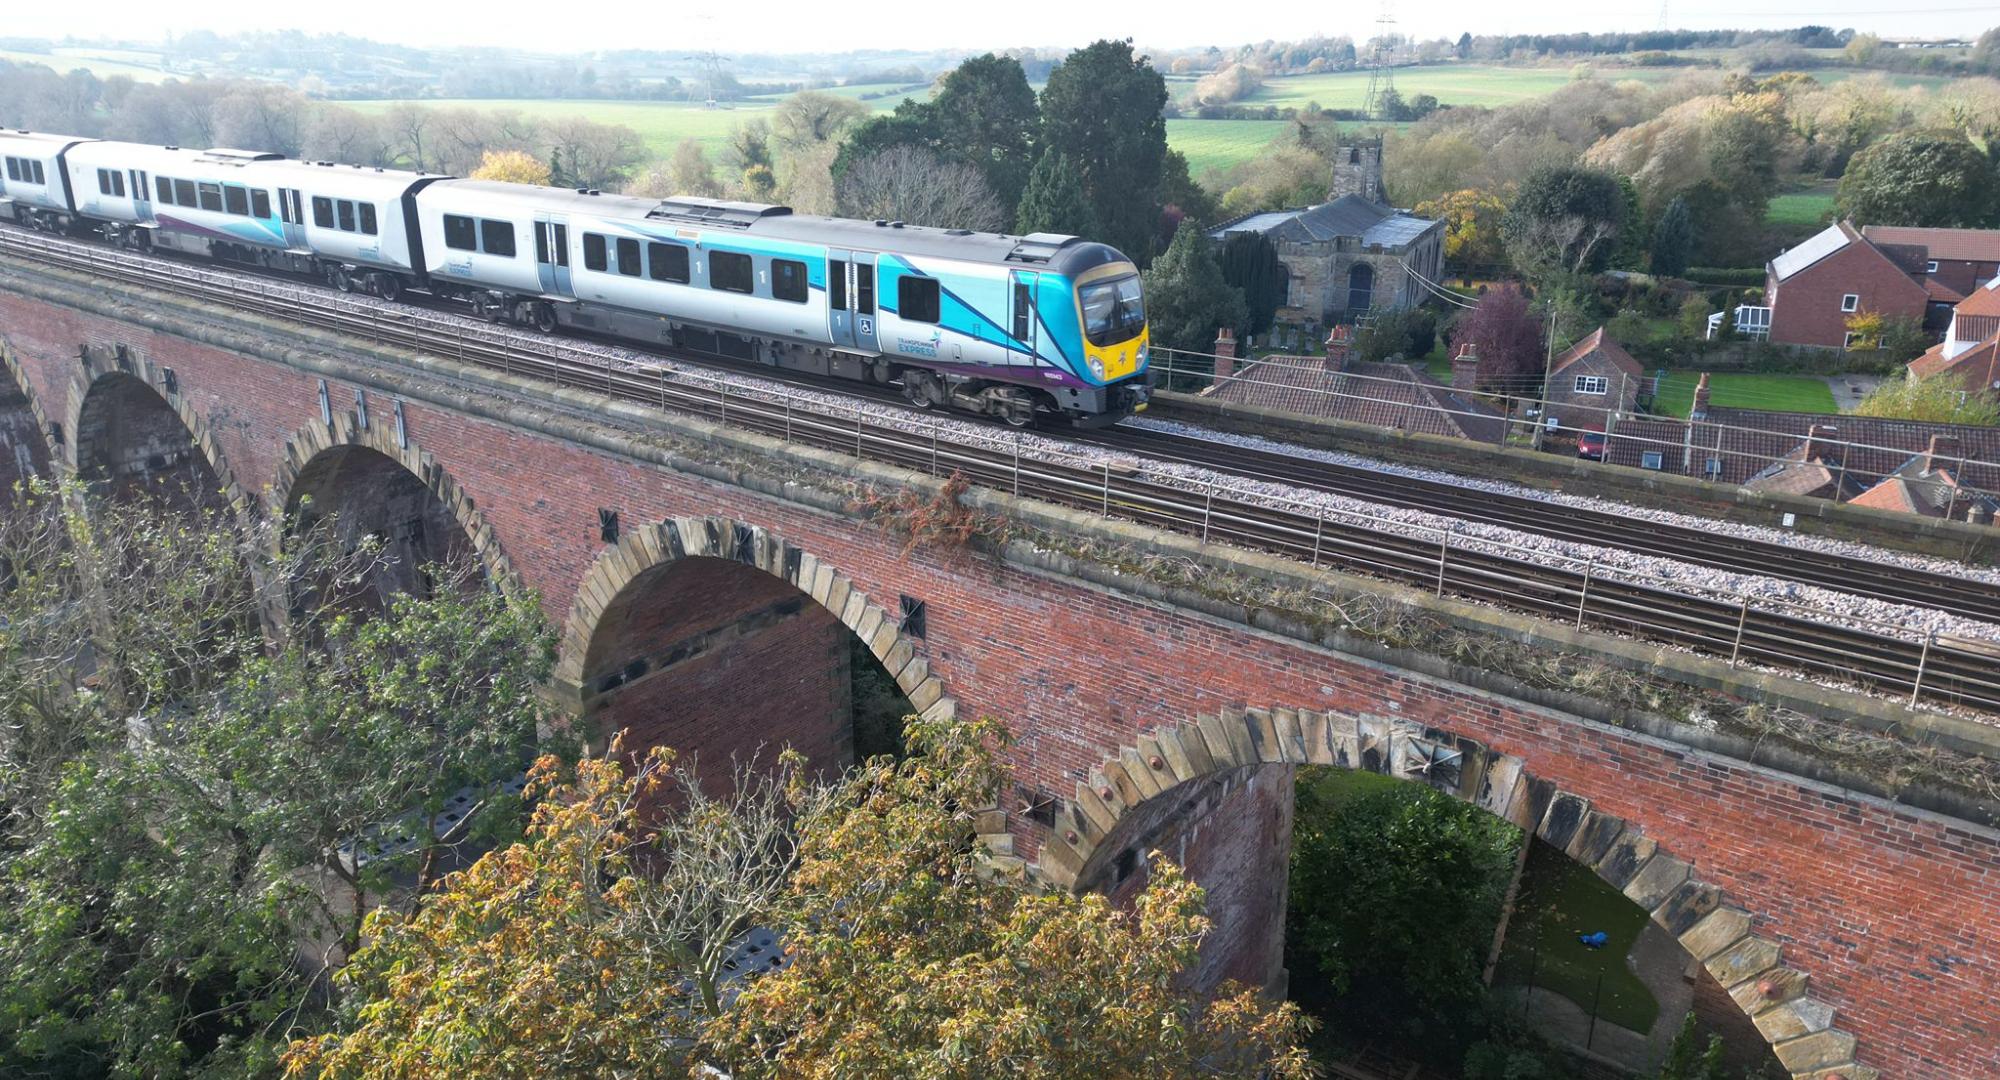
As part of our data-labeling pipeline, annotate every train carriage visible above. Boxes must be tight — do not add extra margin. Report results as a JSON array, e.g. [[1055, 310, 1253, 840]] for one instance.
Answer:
[[0, 129, 90, 228]]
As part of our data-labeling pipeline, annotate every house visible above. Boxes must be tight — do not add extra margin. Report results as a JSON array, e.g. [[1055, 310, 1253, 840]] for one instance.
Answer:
[[1762, 222, 1930, 349], [1907, 280, 2000, 396], [1207, 141, 1445, 326], [1601, 374, 2000, 519], [1541, 327, 1649, 422], [1201, 330, 1505, 443], [1860, 225, 2000, 328]]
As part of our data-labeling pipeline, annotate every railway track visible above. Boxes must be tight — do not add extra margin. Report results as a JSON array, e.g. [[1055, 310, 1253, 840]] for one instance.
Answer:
[[1076, 424, 2000, 625], [6, 227, 1998, 716]]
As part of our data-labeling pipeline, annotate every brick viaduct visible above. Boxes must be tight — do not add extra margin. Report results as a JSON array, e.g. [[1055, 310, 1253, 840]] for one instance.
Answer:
[[1, 261, 1995, 1079]]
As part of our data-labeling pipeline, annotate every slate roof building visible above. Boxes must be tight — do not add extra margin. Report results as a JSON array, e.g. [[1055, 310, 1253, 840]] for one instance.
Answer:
[[1762, 222, 1930, 348], [1208, 142, 1444, 327]]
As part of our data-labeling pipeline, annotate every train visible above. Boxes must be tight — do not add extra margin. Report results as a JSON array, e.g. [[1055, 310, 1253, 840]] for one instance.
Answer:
[[0, 128, 1152, 427]]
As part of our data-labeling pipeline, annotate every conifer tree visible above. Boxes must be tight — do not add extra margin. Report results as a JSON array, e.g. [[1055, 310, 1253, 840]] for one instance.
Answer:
[[1651, 196, 1694, 278], [1141, 221, 1247, 353], [1015, 150, 1099, 237]]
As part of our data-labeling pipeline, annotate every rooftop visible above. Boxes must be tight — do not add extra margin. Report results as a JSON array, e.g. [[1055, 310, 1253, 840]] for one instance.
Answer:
[[1861, 225, 2000, 265], [1209, 195, 1437, 251], [1204, 355, 1504, 443]]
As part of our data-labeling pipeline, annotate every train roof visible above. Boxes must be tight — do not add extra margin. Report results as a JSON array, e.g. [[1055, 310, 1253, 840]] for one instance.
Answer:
[[429, 181, 1126, 274], [0, 129, 92, 153]]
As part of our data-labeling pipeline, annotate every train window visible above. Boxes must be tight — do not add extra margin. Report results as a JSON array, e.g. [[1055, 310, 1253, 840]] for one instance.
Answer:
[[1012, 280, 1033, 342], [359, 203, 377, 235], [855, 263, 875, 314], [224, 185, 249, 216], [313, 196, 335, 229], [582, 233, 607, 272], [897, 276, 940, 324], [615, 237, 640, 277], [481, 218, 513, 257], [829, 259, 846, 308], [96, 169, 110, 194], [4, 158, 17, 181], [30, 160, 44, 184], [710, 251, 753, 294], [647, 242, 689, 284], [772, 259, 807, 303], [534, 225, 547, 264], [197, 182, 223, 212], [113, 172, 126, 197], [156, 176, 172, 203], [336, 200, 356, 232], [174, 178, 196, 207], [252, 190, 271, 219], [443, 214, 477, 252]]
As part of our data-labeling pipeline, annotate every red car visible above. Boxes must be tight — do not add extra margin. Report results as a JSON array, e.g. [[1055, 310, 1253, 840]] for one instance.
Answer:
[[1576, 428, 1607, 461]]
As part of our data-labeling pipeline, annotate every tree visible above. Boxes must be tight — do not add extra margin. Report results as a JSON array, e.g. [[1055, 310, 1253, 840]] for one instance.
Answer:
[[469, 148, 552, 186], [1449, 285, 1547, 391], [831, 55, 1040, 212], [1502, 165, 1626, 278], [1287, 774, 1519, 1054], [1354, 307, 1439, 363], [1220, 230, 1289, 339], [1015, 149, 1100, 237], [283, 744, 805, 1077], [1415, 188, 1508, 271], [1655, 1013, 1726, 1080], [1854, 374, 2000, 425], [1650, 195, 1694, 277], [701, 716, 1317, 1079], [836, 145, 1008, 232], [769, 90, 869, 155], [1837, 130, 2000, 228], [1040, 39, 1171, 263], [1157, 148, 1220, 238], [1142, 221, 1248, 354]]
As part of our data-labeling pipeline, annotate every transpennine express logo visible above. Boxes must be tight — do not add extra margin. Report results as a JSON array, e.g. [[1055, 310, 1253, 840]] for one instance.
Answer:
[[897, 329, 942, 358]]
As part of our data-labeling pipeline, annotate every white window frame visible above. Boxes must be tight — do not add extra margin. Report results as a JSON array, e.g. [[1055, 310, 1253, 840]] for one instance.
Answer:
[[1641, 451, 1664, 470], [1843, 331, 1862, 350], [1926, 260, 1939, 273], [1573, 374, 1608, 395], [1841, 293, 1860, 313]]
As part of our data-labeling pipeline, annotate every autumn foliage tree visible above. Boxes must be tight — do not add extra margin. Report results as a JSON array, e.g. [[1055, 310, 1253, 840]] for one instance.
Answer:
[[1448, 285, 1547, 392], [469, 148, 552, 186]]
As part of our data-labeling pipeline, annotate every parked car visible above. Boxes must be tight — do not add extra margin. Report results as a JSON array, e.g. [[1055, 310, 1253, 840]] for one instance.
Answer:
[[1576, 427, 1607, 461]]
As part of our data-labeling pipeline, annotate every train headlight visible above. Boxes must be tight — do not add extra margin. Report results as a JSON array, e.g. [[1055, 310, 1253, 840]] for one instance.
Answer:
[[1136, 345, 1149, 368], [1086, 354, 1105, 380]]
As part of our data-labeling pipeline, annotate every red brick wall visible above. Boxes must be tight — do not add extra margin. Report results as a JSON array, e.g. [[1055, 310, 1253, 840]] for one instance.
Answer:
[[3, 290, 1997, 1077], [1769, 241, 1930, 348], [0, 376, 46, 499]]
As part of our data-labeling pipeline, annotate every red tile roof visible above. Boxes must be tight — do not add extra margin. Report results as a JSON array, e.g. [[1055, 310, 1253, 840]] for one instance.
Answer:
[[1862, 226, 2000, 264], [1205, 355, 1506, 443], [1549, 327, 1644, 380], [1958, 283, 2000, 318], [1925, 278, 1967, 303], [1849, 476, 1925, 515], [1910, 337, 2000, 391]]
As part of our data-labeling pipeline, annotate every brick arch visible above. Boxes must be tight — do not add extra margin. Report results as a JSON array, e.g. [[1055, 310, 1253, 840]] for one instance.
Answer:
[[553, 515, 953, 726], [1014, 708, 1868, 1080], [62, 344, 251, 513], [0, 336, 60, 470], [268, 414, 521, 599]]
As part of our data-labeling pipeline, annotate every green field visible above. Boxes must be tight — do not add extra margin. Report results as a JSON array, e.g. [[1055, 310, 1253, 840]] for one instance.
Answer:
[[1652, 371, 1838, 417], [1165, 118, 1290, 177], [1494, 839, 1660, 1034], [1244, 63, 1681, 111], [0, 47, 175, 82], [1765, 189, 1837, 228]]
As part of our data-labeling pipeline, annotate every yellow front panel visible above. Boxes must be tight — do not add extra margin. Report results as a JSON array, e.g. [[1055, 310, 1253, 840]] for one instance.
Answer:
[[1088, 325, 1148, 382]]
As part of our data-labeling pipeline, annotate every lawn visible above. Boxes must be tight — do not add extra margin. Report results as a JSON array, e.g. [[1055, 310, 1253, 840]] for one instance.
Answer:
[[1165, 119, 1290, 178], [1652, 371, 1838, 417], [1765, 189, 1836, 229], [1245, 63, 1681, 112], [1493, 839, 1660, 1034]]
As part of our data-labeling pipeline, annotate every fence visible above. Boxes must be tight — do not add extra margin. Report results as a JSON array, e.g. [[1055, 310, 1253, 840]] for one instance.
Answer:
[[1153, 346, 2000, 520]]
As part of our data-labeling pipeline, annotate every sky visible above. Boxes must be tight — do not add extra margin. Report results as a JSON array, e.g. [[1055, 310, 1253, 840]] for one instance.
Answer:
[[10, 0, 1996, 57]]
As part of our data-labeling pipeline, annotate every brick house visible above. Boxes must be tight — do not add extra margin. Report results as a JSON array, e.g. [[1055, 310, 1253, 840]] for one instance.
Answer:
[[1907, 280, 2000, 396], [1207, 142, 1444, 327], [1763, 222, 1929, 348], [1542, 327, 1648, 422], [1200, 329, 1505, 442], [1860, 225, 2000, 308]]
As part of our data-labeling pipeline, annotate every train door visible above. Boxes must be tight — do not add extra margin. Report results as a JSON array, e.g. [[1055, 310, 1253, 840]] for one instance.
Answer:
[[128, 168, 151, 222], [1009, 270, 1039, 366], [275, 187, 307, 248], [534, 216, 572, 297], [827, 249, 854, 349], [851, 254, 879, 353]]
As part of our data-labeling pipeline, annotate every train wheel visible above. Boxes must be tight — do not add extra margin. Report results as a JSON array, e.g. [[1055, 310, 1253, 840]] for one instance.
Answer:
[[901, 373, 934, 409], [332, 267, 354, 293], [530, 302, 558, 334], [376, 275, 401, 303]]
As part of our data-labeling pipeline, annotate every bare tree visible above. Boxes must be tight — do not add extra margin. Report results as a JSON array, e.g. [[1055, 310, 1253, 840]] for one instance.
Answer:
[[382, 102, 436, 172], [670, 138, 722, 197], [835, 145, 1008, 232], [218, 84, 307, 156], [303, 104, 386, 166], [543, 116, 645, 189], [769, 90, 868, 155]]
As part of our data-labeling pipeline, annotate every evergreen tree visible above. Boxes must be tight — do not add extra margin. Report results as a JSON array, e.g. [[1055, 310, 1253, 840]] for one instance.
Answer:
[[1141, 220, 1247, 353], [547, 147, 573, 189], [1220, 230, 1289, 338], [1015, 150, 1099, 237], [1837, 130, 2000, 228], [1039, 39, 1170, 264], [1651, 196, 1695, 277]]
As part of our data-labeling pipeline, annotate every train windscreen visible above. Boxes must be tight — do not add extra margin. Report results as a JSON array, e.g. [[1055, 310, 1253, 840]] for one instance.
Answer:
[[1081, 275, 1145, 347]]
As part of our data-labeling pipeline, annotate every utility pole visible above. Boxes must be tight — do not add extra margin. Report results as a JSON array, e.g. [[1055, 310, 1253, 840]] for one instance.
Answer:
[[1362, 2, 1399, 120]]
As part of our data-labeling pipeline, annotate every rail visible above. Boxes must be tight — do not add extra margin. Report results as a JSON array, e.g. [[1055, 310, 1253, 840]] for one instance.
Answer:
[[4, 228, 1997, 715]]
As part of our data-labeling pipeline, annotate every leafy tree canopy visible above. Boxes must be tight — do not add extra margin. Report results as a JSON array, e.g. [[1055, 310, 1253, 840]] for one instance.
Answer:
[[1650, 195, 1694, 277], [1142, 220, 1248, 354], [1040, 39, 1171, 264], [1502, 164, 1626, 278], [1836, 129, 2000, 228], [1015, 149, 1100, 238], [1219, 230, 1289, 338]]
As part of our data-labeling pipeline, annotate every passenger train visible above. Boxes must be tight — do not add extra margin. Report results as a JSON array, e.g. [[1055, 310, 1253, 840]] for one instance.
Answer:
[[0, 128, 1152, 427]]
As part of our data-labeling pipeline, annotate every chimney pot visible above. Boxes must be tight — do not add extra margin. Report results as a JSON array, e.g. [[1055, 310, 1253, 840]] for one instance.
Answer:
[[1212, 327, 1238, 381], [1927, 433, 1963, 474], [1691, 372, 1713, 418], [1324, 324, 1353, 372]]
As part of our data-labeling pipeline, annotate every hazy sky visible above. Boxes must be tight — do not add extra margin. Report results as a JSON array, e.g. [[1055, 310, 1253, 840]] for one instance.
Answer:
[[16, 1, 1997, 56]]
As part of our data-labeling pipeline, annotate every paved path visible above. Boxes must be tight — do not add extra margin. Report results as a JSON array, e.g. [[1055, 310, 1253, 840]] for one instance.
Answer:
[[1493, 921, 1694, 1074], [1826, 373, 1887, 412]]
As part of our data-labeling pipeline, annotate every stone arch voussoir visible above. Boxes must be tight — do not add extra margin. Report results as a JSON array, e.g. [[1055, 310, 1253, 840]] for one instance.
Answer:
[[554, 515, 952, 727], [61, 342, 252, 515], [268, 414, 522, 599], [0, 336, 60, 473], [1018, 708, 1870, 1080]]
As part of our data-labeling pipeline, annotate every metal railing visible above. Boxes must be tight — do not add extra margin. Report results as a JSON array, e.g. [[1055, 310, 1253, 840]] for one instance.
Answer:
[[5, 228, 1998, 714]]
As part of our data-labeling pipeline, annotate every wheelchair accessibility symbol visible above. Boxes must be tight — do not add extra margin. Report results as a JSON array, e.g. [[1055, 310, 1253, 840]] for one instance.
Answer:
[[859, 317, 874, 335]]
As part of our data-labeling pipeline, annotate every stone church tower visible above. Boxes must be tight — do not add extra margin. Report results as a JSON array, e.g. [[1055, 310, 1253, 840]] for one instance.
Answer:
[[1329, 140, 1384, 205]]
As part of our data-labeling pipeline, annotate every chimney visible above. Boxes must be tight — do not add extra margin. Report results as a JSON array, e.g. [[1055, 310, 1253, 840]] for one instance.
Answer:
[[1691, 373, 1712, 419], [1213, 327, 1237, 381], [1926, 433, 1963, 475], [1804, 423, 1841, 465], [1324, 324, 1353, 372], [1451, 343, 1481, 390]]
